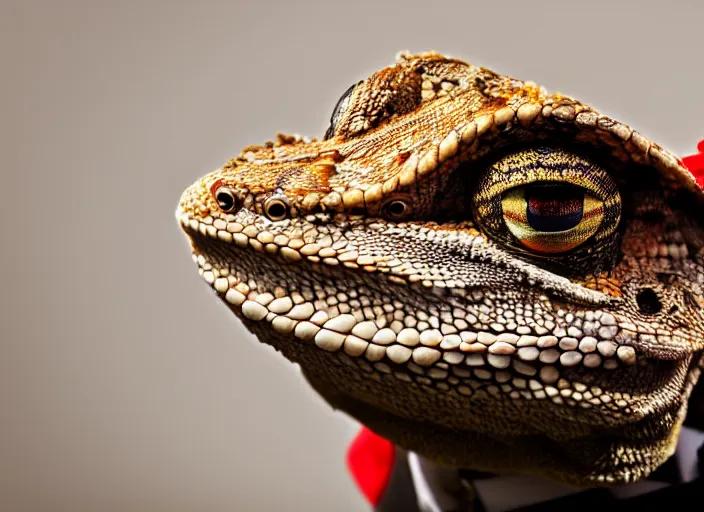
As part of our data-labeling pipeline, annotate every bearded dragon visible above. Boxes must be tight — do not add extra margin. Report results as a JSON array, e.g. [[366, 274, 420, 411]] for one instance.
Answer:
[[175, 51, 704, 491]]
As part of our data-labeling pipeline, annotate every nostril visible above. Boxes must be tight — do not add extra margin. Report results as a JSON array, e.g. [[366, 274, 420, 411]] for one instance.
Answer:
[[636, 288, 662, 315]]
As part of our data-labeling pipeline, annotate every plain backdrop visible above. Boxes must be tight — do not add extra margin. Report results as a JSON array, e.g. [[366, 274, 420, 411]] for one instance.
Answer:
[[2, 1, 703, 511]]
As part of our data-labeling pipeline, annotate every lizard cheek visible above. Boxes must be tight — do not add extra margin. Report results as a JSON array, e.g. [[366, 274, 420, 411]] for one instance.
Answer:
[[501, 184, 604, 254]]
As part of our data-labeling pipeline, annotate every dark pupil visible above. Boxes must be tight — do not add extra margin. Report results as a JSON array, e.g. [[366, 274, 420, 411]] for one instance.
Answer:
[[388, 201, 406, 217], [267, 202, 286, 218], [525, 183, 584, 232], [216, 191, 235, 211]]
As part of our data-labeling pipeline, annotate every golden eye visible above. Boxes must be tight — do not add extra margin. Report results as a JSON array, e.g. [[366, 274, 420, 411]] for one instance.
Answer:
[[473, 147, 621, 255], [214, 187, 238, 213], [501, 183, 603, 254], [264, 196, 289, 221]]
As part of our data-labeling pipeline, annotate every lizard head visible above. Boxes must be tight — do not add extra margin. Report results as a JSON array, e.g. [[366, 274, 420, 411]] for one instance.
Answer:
[[176, 52, 704, 487]]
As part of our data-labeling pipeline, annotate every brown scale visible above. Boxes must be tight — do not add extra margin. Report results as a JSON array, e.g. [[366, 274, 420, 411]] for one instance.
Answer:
[[579, 275, 624, 298]]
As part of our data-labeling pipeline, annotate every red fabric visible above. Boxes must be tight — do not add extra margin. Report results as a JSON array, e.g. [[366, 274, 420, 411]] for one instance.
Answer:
[[346, 427, 396, 506], [683, 140, 704, 189]]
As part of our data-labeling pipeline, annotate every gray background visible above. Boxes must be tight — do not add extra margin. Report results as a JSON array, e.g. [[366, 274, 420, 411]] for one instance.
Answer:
[[2, 1, 703, 511]]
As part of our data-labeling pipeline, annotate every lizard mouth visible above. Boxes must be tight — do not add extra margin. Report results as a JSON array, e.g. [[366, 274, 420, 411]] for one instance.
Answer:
[[176, 205, 689, 424]]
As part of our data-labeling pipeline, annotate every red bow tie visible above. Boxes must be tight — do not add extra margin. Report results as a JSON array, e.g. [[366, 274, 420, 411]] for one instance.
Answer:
[[684, 140, 704, 188]]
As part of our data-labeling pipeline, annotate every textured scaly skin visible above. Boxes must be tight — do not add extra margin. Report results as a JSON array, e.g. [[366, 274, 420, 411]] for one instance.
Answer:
[[176, 52, 704, 488]]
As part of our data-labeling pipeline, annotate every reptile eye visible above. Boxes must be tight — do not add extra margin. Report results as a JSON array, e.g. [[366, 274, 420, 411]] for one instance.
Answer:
[[382, 199, 413, 220], [264, 197, 289, 221], [323, 81, 361, 140], [473, 147, 621, 256], [215, 187, 238, 213], [501, 183, 603, 254]]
